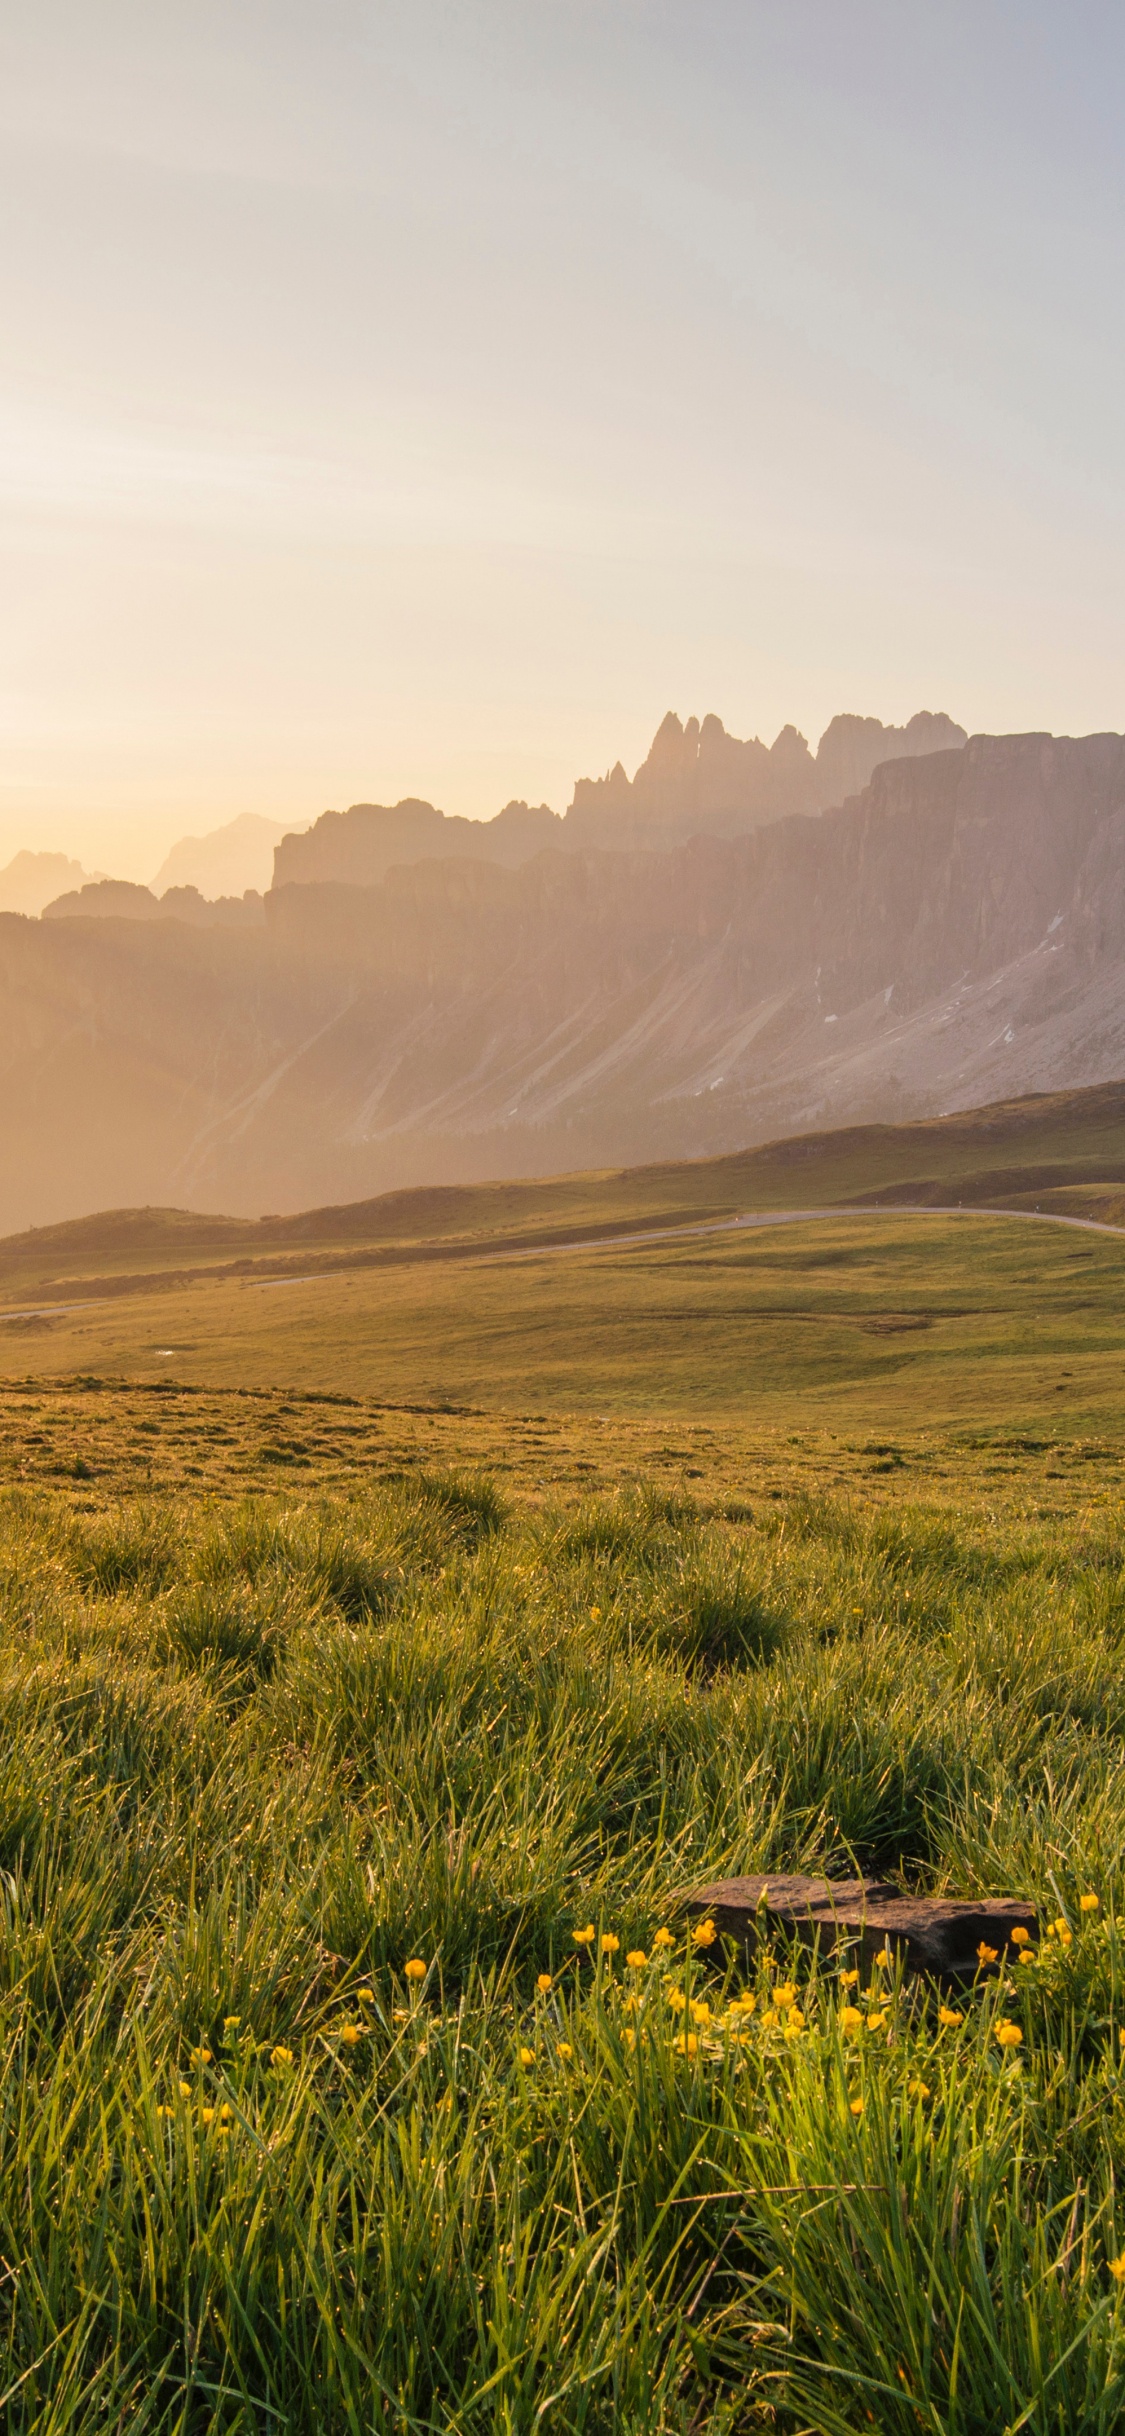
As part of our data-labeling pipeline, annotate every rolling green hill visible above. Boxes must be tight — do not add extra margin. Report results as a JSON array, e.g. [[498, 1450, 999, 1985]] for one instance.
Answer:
[[2, 1096, 1125, 1438], [5, 1077, 1125, 1311]]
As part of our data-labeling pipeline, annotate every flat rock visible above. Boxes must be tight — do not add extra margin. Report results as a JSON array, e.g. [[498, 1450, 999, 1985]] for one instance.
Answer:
[[681, 1873, 1038, 1982]]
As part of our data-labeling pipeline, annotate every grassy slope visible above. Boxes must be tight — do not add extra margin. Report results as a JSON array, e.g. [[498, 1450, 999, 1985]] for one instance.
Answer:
[[4, 1209, 1125, 1440], [2, 1405, 1125, 2429], [6, 1089, 1125, 2426], [6, 1077, 1125, 1304]]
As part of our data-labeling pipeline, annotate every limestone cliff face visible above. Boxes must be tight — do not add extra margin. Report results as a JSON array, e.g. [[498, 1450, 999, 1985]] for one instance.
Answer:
[[564, 707, 967, 844], [564, 711, 814, 843], [1, 729, 1122, 1229]]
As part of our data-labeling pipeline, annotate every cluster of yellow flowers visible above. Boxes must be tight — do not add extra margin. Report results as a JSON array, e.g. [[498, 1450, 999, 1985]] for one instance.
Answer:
[[998, 1893, 1108, 1974], [157, 1888, 1114, 2121]]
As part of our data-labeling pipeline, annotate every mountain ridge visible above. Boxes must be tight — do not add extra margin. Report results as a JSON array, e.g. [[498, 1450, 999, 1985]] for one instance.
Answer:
[[272, 705, 966, 890], [2, 725, 1124, 1232]]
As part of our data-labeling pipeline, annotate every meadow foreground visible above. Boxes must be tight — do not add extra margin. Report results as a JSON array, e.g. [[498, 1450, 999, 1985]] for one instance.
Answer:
[[2, 1394, 1125, 2430]]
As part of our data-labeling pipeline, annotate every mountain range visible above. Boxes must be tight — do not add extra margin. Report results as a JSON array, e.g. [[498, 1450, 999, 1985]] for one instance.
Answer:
[[0, 812, 306, 922], [3, 711, 1124, 1233], [271, 707, 966, 889]]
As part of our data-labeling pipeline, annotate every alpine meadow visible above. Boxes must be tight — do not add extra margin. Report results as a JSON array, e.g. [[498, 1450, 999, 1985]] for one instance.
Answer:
[[5, 1091, 1125, 2429], [8, 6, 1125, 2430]]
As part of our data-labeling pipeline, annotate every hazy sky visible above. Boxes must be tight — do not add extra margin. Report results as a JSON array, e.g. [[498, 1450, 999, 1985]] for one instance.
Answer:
[[3, 1, 1124, 877]]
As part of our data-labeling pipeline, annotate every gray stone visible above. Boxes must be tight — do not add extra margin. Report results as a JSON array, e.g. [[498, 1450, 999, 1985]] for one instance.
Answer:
[[681, 1873, 1038, 1982]]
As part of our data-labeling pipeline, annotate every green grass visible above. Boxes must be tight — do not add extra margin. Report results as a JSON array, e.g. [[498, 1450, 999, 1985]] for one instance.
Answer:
[[8, 1210, 1125, 1442], [7, 1084, 1125, 2427], [4, 1423, 1125, 2431]]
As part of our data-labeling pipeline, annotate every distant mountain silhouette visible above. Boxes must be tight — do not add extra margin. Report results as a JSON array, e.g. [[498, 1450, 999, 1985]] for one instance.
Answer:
[[4, 726, 1125, 1233], [151, 811, 308, 900], [0, 850, 97, 916], [274, 798, 560, 890], [564, 707, 965, 846], [43, 879, 263, 928], [275, 708, 965, 887]]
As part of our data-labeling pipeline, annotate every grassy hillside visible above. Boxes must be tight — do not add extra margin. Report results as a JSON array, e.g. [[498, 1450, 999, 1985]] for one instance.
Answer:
[[5, 1077, 1125, 1309], [4, 1207, 1125, 1441], [1, 1403, 1125, 2429], [6, 1090, 1125, 2428]]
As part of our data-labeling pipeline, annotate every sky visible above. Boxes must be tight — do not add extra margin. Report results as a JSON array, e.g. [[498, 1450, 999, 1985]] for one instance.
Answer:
[[2, 1, 1124, 879]]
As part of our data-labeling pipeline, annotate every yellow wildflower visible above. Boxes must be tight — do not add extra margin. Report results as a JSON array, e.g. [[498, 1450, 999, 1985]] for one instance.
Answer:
[[840, 2006, 864, 2035], [357, 1986, 375, 2005], [404, 1959, 427, 1982], [908, 2079, 931, 2100], [1010, 1926, 1030, 1947], [866, 2010, 887, 2032], [652, 1927, 674, 1949], [1110, 2255, 1125, 2282], [536, 1973, 553, 1993], [938, 2007, 962, 2028], [668, 1987, 687, 2012], [518, 2047, 535, 2066], [1018, 1949, 1036, 1965], [1081, 1893, 1100, 1913], [219, 2103, 233, 2119], [556, 2042, 573, 2059], [786, 2006, 805, 2031], [201, 2107, 215, 2125], [839, 1969, 860, 1987], [155, 2104, 173, 2119], [270, 2046, 294, 2067], [626, 1950, 647, 1969], [691, 1920, 717, 1948], [873, 1949, 892, 1969], [573, 1925, 595, 1947], [600, 1933, 620, 1956], [849, 2098, 864, 2117], [737, 1992, 756, 2014], [338, 2024, 363, 2046], [759, 2007, 778, 2030], [223, 2015, 241, 2030], [995, 2022, 1023, 2048], [689, 2000, 711, 2026], [977, 1943, 998, 1965], [773, 1983, 797, 2008], [674, 2033, 699, 2057], [623, 2027, 636, 2050], [189, 2047, 212, 2066], [178, 2081, 191, 2099], [392, 2008, 409, 2023]]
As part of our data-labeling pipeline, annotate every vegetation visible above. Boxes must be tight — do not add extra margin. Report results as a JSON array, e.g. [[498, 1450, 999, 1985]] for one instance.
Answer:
[[6, 1075, 1125, 1309], [3, 1398, 1125, 2431], [6, 1204, 1125, 1443], [4, 1096, 1125, 2427]]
